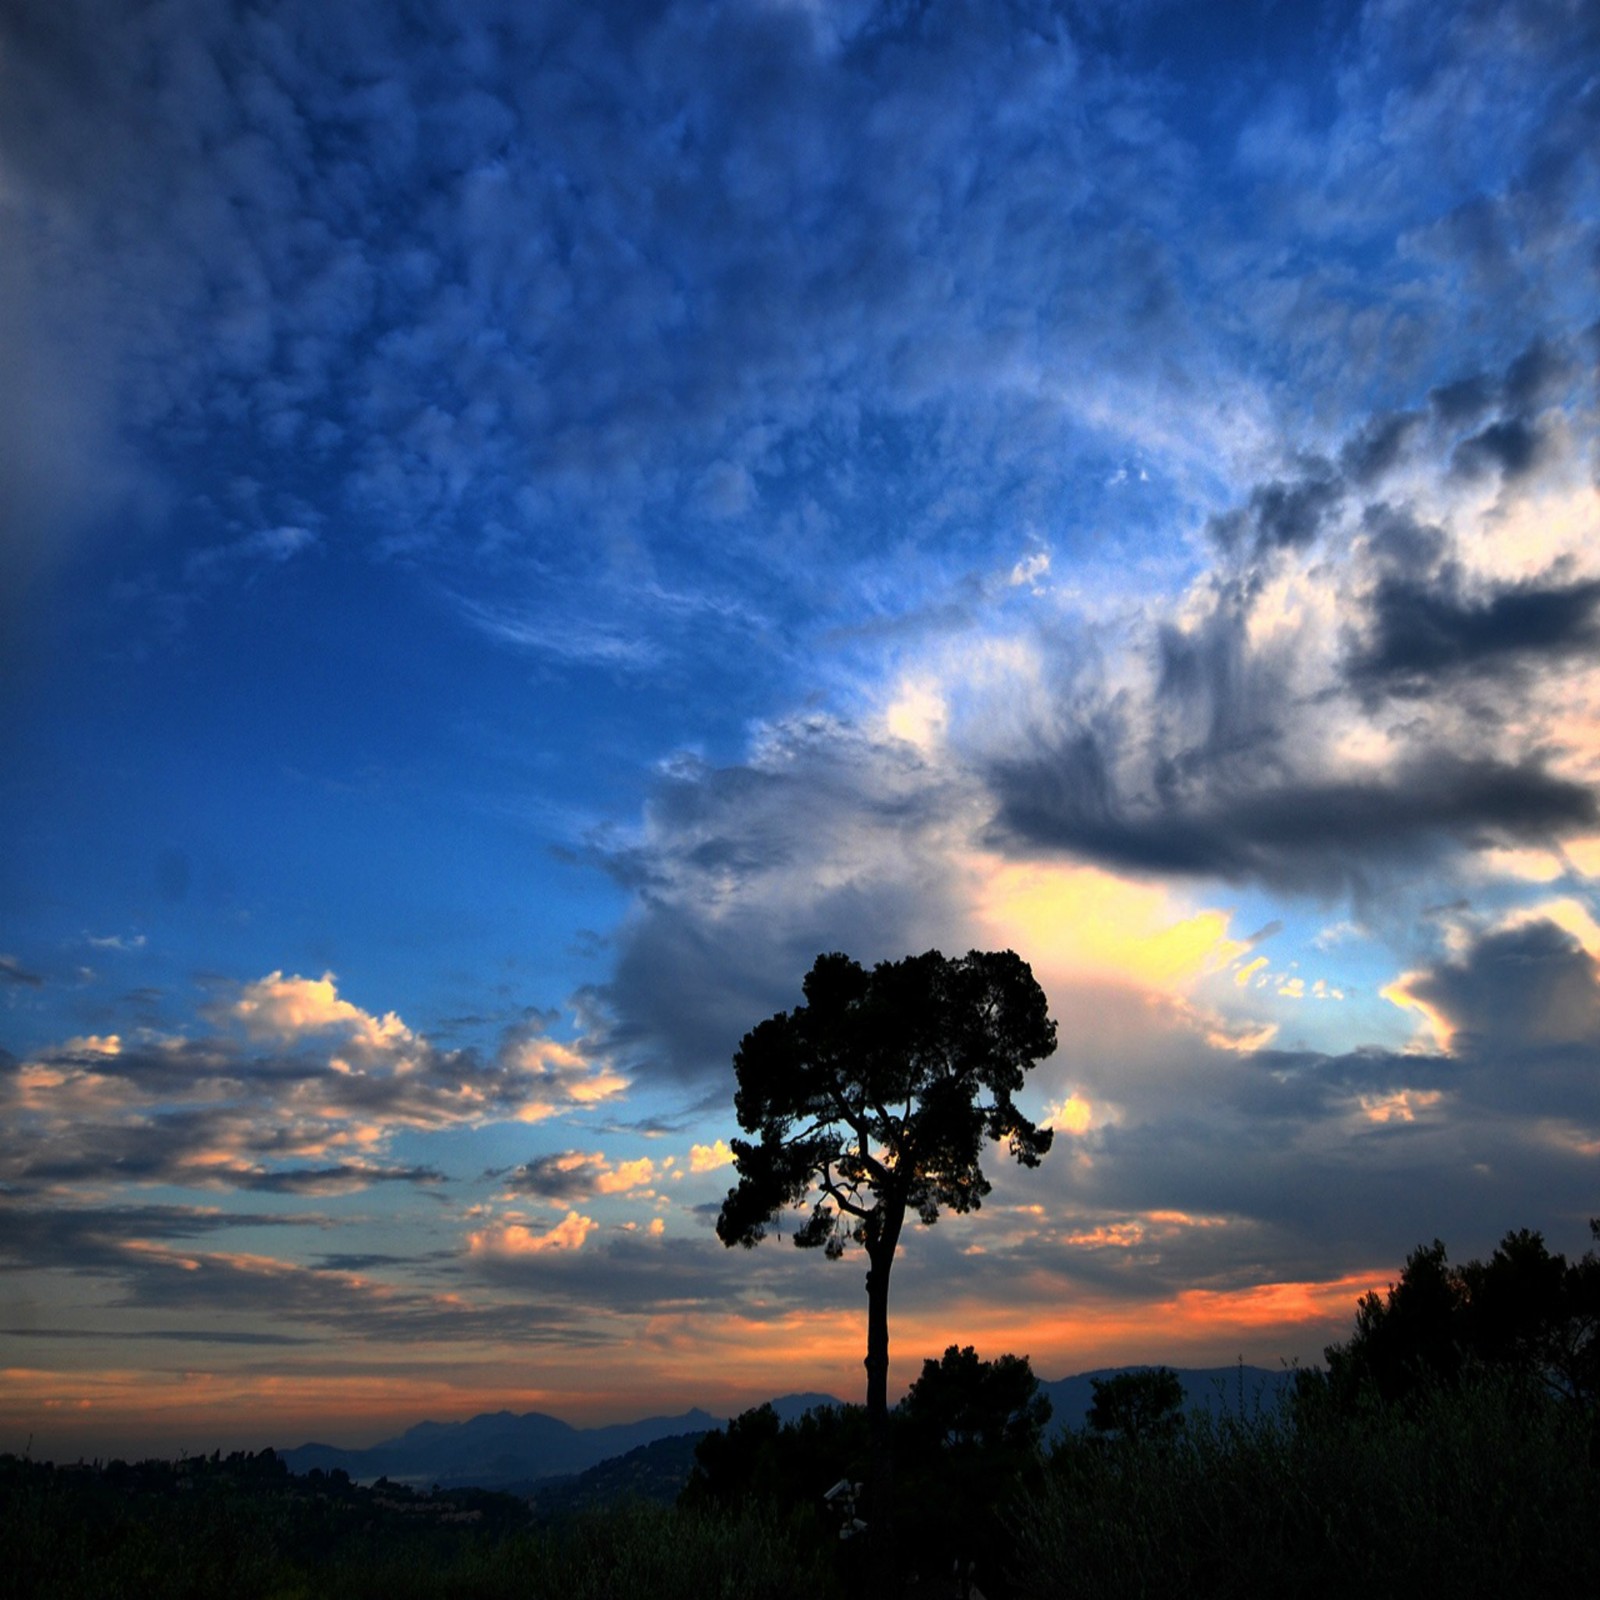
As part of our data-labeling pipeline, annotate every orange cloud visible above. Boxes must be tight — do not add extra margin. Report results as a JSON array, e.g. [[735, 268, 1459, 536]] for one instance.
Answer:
[[506, 1036, 629, 1121], [1381, 971, 1456, 1051], [469, 1211, 597, 1256], [596, 1157, 656, 1194]]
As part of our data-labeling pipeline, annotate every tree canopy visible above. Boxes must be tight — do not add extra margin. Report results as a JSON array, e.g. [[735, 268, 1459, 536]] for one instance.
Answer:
[[1318, 1222, 1600, 1412], [716, 948, 1058, 1432], [1087, 1368, 1186, 1445], [902, 1344, 1052, 1455]]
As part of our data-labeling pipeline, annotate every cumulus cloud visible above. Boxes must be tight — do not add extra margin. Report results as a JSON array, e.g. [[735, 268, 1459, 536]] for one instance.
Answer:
[[215, 970, 415, 1048], [504, 1149, 657, 1201], [1390, 917, 1600, 1061], [0, 971, 625, 1194], [689, 1139, 734, 1173], [469, 1211, 597, 1256]]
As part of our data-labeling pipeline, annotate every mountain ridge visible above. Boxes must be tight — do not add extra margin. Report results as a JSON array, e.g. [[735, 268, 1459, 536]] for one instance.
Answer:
[[281, 1368, 1294, 1491]]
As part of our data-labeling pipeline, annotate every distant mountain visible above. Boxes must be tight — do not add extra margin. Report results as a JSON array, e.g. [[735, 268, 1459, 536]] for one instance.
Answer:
[[1039, 1365, 1296, 1439], [281, 1371, 1297, 1492], [282, 1392, 845, 1491]]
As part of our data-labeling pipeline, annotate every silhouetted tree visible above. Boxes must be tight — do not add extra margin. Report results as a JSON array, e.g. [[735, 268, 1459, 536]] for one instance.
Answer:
[[1319, 1222, 1600, 1413], [901, 1344, 1052, 1455], [898, 1347, 1051, 1596], [1087, 1367, 1186, 1444], [716, 949, 1057, 1441]]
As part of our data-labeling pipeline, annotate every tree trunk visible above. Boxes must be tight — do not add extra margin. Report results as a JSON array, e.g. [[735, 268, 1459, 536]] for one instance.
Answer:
[[863, 1203, 905, 1589], [864, 1246, 893, 1434], [862, 1201, 905, 1436]]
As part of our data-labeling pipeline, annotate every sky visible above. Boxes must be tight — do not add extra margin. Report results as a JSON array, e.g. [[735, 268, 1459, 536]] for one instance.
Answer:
[[2, 0, 1598, 1461]]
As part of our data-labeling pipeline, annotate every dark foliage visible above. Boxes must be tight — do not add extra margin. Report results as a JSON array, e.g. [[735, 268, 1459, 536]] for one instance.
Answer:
[[527, 1432, 707, 1520], [1086, 1367, 1186, 1444], [1021, 1375, 1600, 1599], [0, 1450, 836, 1600], [903, 1344, 1052, 1455], [685, 1350, 1051, 1599], [1303, 1220, 1600, 1416]]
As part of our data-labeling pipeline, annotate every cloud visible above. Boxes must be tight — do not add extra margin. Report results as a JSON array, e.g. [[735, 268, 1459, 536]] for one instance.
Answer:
[[504, 1149, 656, 1201], [587, 714, 975, 1086], [989, 742, 1595, 896], [498, 1022, 631, 1121], [505, 1150, 610, 1203], [690, 1140, 734, 1174], [469, 1211, 597, 1256], [0, 955, 44, 987], [184, 524, 317, 583], [0, 971, 625, 1194], [215, 970, 415, 1048], [1347, 572, 1600, 695], [1390, 917, 1600, 1060]]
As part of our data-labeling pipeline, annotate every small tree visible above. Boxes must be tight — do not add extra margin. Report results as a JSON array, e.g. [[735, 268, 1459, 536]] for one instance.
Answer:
[[1087, 1367, 1186, 1444], [902, 1344, 1052, 1455], [716, 948, 1057, 1440]]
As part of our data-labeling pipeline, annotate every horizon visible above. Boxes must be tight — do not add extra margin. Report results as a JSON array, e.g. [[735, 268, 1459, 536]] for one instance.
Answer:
[[19, 1356, 1298, 1464], [4, 0, 1599, 1468]]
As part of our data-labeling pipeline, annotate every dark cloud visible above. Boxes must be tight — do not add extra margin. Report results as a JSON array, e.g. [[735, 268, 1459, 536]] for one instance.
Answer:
[[987, 748, 1595, 894], [1430, 372, 1497, 426], [0, 1326, 313, 1345], [503, 1151, 610, 1203], [1349, 570, 1600, 694], [468, 1226, 863, 1322], [587, 718, 969, 1085], [1406, 919, 1600, 1061], [1502, 336, 1576, 411], [0, 1202, 310, 1275], [1360, 501, 1449, 573], [1207, 458, 1342, 556], [229, 1164, 446, 1195], [1339, 410, 1424, 486], [0, 1198, 587, 1345], [1452, 416, 1546, 480]]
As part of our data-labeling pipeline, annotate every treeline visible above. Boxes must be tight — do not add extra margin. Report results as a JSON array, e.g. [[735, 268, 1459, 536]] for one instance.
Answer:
[[683, 1220, 1600, 1598], [1022, 1224, 1600, 1597], [3, 1222, 1596, 1599]]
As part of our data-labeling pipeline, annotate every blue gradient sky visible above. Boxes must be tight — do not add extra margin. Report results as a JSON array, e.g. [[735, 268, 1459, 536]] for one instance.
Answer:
[[3, 0, 1598, 1457]]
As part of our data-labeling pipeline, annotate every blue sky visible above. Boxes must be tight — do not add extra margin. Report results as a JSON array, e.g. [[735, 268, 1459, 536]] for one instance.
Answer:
[[3, 0, 1599, 1457]]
